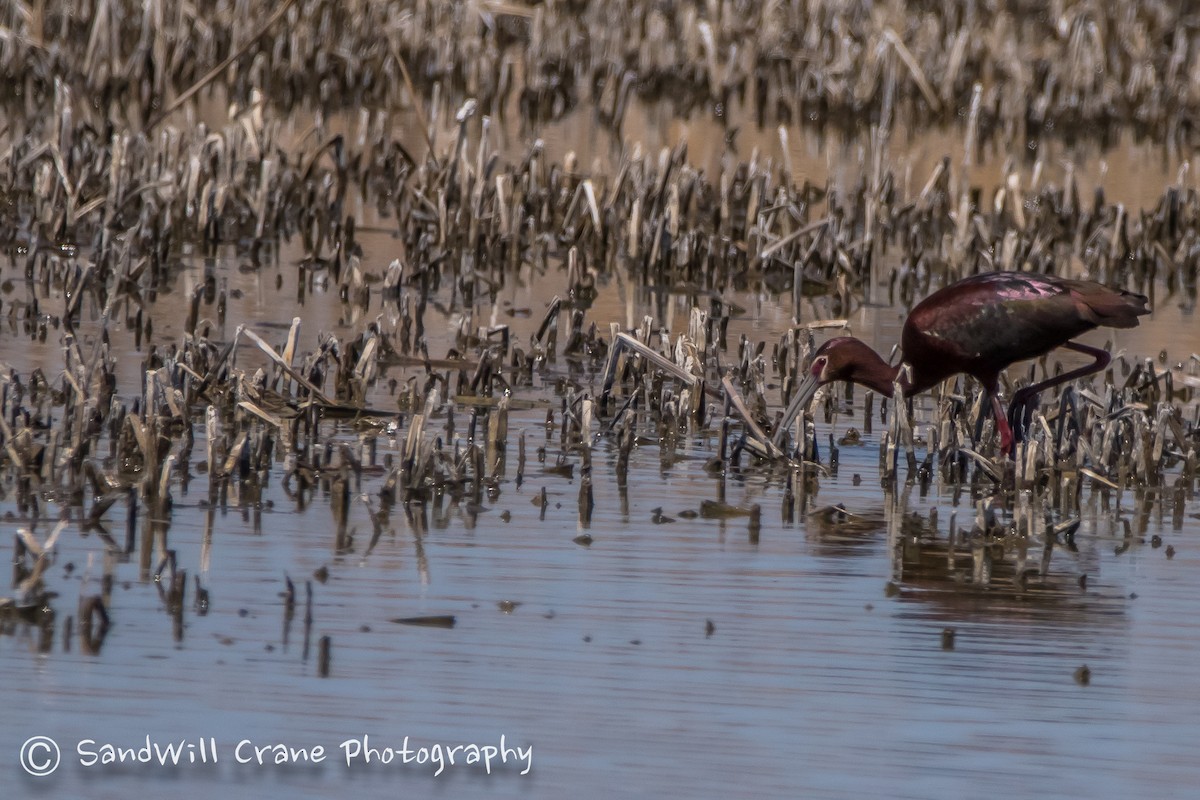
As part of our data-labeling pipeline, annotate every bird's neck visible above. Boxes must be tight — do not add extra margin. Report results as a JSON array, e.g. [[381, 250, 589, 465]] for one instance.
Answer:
[[854, 358, 907, 398]]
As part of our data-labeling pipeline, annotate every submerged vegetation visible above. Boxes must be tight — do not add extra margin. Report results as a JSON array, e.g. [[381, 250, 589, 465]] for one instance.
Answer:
[[0, 0, 1197, 656]]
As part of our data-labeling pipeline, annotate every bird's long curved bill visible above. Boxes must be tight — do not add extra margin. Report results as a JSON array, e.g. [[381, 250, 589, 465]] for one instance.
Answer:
[[772, 372, 821, 448]]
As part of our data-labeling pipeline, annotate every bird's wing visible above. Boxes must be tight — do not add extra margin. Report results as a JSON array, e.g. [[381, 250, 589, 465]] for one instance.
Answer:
[[1059, 278, 1150, 329], [902, 274, 1093, 382]]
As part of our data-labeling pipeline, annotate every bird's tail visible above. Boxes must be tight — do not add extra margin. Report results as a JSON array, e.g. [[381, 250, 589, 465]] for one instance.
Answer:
[[1067, 280, 1151, 329]]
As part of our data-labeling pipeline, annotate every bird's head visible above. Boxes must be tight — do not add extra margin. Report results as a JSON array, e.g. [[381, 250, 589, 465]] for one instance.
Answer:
[[782, 337, 894, 423], [807, 336, 882, 385]]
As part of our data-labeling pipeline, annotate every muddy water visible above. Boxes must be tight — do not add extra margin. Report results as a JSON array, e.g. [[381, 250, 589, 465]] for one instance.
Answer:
[[4, 105, 1200, 799]]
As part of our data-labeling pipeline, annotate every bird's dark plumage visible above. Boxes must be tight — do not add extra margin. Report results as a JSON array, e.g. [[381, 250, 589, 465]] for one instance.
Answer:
[[900, 271, 1150, 395], [784, 271, 1151, 454]]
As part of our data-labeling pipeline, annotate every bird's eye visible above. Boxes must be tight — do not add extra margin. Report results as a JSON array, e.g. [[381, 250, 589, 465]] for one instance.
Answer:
[[811, 356, 827, 377]]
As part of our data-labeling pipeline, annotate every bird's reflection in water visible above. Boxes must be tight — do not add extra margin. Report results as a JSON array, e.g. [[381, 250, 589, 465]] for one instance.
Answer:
[[806, 484, 1125, 622], [882, 486, 1129, 626], [805, 503, 887, 557]]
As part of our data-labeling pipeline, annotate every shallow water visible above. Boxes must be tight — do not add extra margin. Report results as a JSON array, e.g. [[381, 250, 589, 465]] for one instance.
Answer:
[[3, 100, 1200, 800]]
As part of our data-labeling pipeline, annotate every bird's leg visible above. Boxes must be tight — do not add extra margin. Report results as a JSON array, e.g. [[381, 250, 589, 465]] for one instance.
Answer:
[[974, 378, 1014, 455], [1007, 341, 1111, 445], [992, 394, 1014, 455]]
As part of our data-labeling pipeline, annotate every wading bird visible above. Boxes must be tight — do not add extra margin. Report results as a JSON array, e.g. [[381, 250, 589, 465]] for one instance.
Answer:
[[778, 271, 1151, 454]]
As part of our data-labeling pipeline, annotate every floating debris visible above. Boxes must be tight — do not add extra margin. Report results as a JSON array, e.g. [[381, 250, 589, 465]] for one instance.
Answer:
[[318, 635, 332, 678], [390, 615, 457, 629]]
